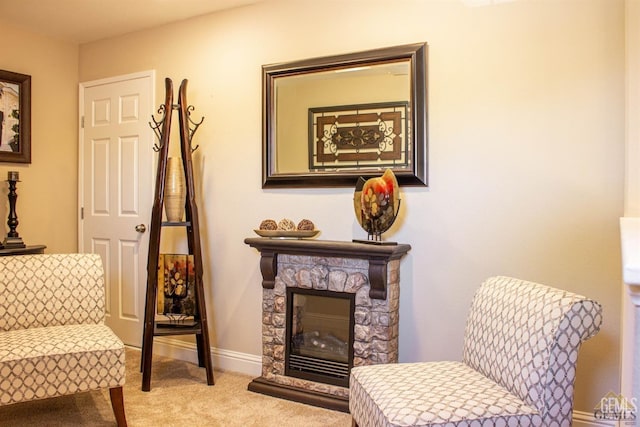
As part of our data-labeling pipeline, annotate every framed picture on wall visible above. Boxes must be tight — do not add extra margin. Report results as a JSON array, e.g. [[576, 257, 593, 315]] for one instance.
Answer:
[[0, 70, 31, 164]]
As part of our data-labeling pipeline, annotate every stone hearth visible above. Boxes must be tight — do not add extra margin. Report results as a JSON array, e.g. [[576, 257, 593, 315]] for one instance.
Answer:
[[244, 238, 411, 412]]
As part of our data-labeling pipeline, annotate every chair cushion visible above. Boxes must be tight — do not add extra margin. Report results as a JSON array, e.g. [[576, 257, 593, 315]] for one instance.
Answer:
[[0, 324, 125, 406], [349, 361, 543, 427]]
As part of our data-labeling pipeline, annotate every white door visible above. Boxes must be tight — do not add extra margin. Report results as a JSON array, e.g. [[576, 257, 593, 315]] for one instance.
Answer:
[[79, 71, 155, 346]]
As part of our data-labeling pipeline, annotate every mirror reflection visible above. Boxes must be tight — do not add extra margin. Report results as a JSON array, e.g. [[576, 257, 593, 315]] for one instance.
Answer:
[[263, 43, 428, 188], [275, 61, 410, 174]]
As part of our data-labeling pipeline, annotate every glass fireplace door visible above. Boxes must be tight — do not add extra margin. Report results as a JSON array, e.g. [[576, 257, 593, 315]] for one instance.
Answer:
[[285, 288, 355, 387]]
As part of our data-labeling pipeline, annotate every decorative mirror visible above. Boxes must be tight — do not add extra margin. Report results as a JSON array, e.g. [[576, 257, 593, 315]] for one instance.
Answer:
[[262, 42, 428, 188]]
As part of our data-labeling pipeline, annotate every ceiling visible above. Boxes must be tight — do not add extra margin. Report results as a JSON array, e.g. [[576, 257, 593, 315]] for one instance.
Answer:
[[0, 0, 261, 44]]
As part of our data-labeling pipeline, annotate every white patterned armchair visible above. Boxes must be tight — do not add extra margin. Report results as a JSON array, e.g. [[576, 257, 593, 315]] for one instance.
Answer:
[[0, 254, 127, 426], [349, 276, 602, 427]]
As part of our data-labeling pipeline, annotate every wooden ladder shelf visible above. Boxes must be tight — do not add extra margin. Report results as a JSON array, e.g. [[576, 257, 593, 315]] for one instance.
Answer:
[[140, 78, 214, 391]]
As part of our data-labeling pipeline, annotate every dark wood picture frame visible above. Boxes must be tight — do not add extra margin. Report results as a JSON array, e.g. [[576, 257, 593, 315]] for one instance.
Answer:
[[0, 70, 31, 164]]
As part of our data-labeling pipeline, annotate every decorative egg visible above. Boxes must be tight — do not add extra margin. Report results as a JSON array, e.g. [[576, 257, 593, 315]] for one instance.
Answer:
[[277, 218, 297, 231], [259, 219, 278, 230], [297, 219, 315, 231]]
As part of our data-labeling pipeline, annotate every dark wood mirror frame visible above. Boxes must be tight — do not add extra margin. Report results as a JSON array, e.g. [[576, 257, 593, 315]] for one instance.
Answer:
[[262, 43, 428, 188], [0, 70, 31, 164]]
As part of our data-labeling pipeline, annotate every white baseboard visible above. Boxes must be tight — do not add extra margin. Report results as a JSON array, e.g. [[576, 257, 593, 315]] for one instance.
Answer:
[[147, 337, 262, 377], [572, 410, 618, 427]]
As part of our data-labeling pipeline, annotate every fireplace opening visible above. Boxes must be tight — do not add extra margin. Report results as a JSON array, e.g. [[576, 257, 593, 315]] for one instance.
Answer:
[[285, 288, 355, 388]]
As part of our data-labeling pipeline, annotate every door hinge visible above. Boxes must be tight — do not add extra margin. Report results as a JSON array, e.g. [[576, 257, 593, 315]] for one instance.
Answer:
[[81, 116, 84, 128], [80, 207, 84, 220]]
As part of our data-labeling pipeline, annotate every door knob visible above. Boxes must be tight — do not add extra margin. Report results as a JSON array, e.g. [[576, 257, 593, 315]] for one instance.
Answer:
[[135, 224, 146, 233]]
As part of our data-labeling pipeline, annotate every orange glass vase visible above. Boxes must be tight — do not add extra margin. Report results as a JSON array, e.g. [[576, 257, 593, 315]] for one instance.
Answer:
[[353, 169, 401, 242]]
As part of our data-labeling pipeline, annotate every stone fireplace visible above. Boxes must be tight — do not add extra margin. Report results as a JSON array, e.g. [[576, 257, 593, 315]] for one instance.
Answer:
[[244, 238, 411, 411]]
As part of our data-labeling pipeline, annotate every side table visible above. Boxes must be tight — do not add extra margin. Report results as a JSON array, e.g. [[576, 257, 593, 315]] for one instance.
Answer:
[[0, 245, 46, 256]]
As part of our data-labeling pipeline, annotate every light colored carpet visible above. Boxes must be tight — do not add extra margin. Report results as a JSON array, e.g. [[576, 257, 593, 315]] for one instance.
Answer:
[[0, 348, 352, 426]]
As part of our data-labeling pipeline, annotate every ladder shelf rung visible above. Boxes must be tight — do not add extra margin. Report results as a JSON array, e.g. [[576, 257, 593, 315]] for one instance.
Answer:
[[153, 325, 203, 336], [161, 221, 191, 227]]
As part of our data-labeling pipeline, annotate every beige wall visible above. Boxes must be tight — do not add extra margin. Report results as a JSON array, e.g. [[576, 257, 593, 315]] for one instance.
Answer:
[[0, 22, 79, 253], [76, 0, 625, 413]]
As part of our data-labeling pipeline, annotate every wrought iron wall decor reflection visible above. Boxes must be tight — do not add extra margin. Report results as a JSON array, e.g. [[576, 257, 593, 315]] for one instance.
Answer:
[[309, 101, 408, 171]]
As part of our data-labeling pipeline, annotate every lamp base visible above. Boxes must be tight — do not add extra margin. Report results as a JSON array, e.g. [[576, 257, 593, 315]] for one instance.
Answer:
[[3, 236, 26, 249]]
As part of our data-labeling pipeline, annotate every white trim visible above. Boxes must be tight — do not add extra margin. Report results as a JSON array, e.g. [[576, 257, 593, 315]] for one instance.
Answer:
[[621, 218, 640, 288], [626, 0, 640, 217], [148, 338, 262, 377], [620, 217, 640, 400], [623, 0, 640, 407], [572, 410, 617, 427], [80, 70, 157, 90]]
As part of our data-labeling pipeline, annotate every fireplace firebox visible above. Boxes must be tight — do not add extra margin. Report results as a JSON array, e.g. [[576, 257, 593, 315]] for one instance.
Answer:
[[285, 288, 355, 387], [244, 238, 411, 412]]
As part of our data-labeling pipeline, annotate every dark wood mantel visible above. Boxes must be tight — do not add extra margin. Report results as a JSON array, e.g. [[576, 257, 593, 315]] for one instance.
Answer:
[[244, 238, 411, 299]]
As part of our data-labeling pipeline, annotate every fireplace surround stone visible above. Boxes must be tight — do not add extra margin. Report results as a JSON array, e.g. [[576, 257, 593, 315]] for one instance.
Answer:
[[244, 238, 411, 411]]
